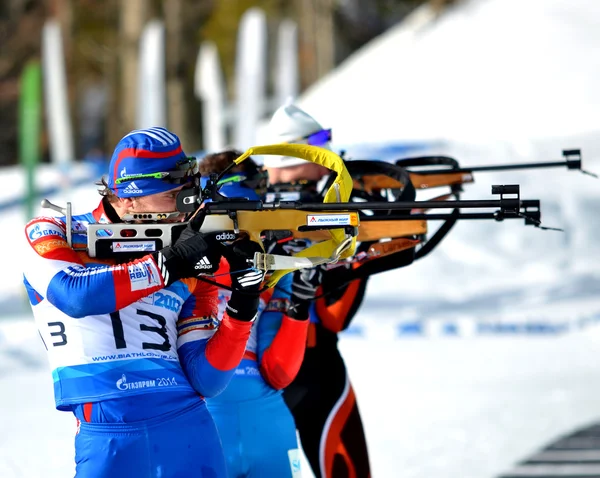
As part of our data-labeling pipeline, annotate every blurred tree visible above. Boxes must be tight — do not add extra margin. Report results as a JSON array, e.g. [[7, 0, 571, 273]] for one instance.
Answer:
[[201, 0, 280, 99], [73, 0, 213, 154], [294, 0, 335, 89], [162, 0, 214, 151], [334, 0, 428, 64], [119, 0, 147, 137], [0, 0, 458, 166], [0, 0, 47, 166], [71, 0, 118, 158], [164, 0, 185, 146], [200, 0, 436, 98]]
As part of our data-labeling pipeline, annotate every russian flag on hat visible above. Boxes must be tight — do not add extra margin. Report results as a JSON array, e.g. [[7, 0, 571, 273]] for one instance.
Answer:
[[108, 127, 188, 198]]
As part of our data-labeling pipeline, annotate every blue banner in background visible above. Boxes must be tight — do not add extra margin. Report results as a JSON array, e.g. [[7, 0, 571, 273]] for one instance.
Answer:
[[337, 312, 600, 339]]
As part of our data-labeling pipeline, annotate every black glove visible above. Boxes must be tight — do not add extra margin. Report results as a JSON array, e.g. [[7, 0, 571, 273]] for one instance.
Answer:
[[152, 219, 224, 286], [223, 238, 265, 321], [287, 266, 324, 320]]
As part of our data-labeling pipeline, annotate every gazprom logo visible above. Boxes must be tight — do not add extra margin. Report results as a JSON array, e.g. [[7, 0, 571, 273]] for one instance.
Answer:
[[116, 374, 128, 390], [120, 167, 127, 178], [27, 223, 66, 241], [116, 374, 156, 391], [28, 224, 42, 240]]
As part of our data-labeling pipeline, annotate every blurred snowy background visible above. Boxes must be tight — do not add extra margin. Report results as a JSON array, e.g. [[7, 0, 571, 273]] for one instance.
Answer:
[[3, 0, 600, 477]]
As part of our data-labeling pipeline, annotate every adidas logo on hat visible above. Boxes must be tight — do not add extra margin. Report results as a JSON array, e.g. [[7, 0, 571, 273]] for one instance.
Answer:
[[123, 181, 143, 195], [194, 256, 212, 270]]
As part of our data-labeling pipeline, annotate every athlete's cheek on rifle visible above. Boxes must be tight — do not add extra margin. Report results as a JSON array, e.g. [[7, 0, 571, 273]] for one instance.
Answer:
[[141, 192, 180, 214], [161, 193, 187, 222]]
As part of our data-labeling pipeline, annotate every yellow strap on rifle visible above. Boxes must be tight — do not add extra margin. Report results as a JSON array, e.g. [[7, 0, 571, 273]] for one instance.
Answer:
[[235, 144, 356, 287]]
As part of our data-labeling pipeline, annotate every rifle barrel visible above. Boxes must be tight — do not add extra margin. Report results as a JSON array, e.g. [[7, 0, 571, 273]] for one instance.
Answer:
[[283, 199, 521, 211], [361, 212, 522, 221], [408, 160, 579, 175]]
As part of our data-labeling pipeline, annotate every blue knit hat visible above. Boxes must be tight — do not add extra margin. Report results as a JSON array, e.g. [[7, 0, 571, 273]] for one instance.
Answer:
[[107, 127, 195, 198]]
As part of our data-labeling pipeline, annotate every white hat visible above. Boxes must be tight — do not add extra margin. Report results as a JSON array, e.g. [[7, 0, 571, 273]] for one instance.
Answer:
[[263, 103, 332, 168]]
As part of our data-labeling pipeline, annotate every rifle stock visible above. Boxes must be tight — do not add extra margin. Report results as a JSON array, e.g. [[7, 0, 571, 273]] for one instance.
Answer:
[[352, 172, 475, 192], [201, 210, 359, 245], [86, 211, 427, 258], [366, 237, 421, 258], [409, 172, 474, 189]]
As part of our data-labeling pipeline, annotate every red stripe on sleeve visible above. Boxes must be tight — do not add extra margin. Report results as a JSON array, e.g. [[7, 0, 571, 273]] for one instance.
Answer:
[[205, 315, 252, 371], [41, 246, 85, 264], [187, 279, 219, 319], [260, 316, 309, 390]]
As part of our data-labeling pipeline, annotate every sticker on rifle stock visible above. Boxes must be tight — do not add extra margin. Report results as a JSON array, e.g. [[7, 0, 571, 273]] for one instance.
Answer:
[[306, 214, 356, 226], [112, 241, 157, 252]]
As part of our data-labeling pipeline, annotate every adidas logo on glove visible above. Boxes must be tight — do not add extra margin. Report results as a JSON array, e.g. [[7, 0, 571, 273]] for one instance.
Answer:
[[194, 256, 213, 270], [216, 232, 237, 241]]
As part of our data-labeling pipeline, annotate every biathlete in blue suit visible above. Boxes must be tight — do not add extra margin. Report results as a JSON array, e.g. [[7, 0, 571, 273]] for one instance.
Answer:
[[198, 150, 320, 478], [22, 128, 264, 477]]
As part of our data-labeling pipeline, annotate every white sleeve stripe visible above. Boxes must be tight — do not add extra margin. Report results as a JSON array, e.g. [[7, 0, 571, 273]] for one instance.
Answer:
[[64, 265, 125, 277], [238, 272, 264, 287], [156, 253, 169, 284]]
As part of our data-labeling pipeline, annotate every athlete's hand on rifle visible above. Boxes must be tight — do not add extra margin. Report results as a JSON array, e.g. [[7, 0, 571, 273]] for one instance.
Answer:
[[224, 238, 266, 322], [152, 211, 223, 286], [287, 266, 324, 321]]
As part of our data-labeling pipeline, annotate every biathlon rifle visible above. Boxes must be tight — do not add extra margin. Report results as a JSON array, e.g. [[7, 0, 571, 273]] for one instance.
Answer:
[[347, 149, 594, 192], [342, 149, 596, 260], [42, 144, 546, 287], [320, 155, 552, 262]]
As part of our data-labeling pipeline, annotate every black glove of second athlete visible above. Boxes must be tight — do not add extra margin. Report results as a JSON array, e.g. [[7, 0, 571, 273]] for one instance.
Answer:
[[286, 265, 324, 320], [224, 238, 266, 322], [152, 218, 225, 286]]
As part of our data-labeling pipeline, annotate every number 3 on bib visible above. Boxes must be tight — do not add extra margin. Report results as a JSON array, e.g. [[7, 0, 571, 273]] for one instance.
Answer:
[[109, 309, 171, 351]]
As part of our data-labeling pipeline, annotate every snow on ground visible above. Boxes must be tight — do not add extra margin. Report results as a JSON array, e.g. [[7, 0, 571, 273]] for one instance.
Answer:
[[4, 310, 600, 478]]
